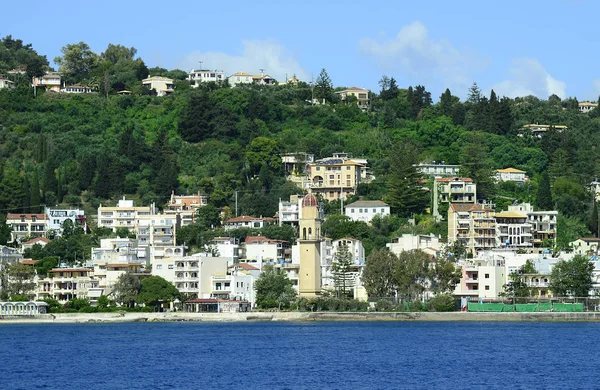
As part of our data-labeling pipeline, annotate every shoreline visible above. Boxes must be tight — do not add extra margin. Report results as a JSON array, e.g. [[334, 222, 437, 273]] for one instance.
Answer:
[[3, 311, 600, 324]]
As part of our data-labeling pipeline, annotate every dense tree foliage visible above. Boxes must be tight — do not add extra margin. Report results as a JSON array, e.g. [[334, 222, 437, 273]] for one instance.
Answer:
[[549, 256, 594, 297]]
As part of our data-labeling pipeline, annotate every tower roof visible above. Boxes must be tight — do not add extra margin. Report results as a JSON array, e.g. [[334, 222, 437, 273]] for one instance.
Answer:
[[302, 194, 318, 207]]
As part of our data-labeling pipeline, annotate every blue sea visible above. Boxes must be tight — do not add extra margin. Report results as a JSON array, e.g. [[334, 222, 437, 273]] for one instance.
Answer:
[[2, 321, 599, 389]]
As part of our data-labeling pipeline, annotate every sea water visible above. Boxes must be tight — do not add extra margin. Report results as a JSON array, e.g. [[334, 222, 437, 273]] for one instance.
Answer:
[[2, 321, 599, 389]]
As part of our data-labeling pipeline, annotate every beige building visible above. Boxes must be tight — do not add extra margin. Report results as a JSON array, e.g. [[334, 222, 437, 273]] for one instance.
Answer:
[[433, 177, 476, 218], [0, 76, 15, 89], [448, 203, 495, 254], [227, 71, 254, 87], [164, 192, 207, 227], [97, 198, 155, 232], [454, 258, 506, 299], [142, 76, 175, 96], [36, 267, 94, 303], [519, 124, 568, 137], [496, 168, 528, 184], [571, 238, 600, 255], [6, 213, 48, 243], [32, 72, 61, 92], [308, 157, 363, 200], [298, 194, 323, 297], [335, 87, 370, 110]]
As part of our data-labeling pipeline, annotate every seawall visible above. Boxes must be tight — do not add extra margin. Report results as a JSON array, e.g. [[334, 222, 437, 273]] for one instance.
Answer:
[[4, 311, 600, 324]]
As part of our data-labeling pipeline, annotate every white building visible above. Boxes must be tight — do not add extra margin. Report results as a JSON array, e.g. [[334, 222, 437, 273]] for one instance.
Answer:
[[278, 195, 302, 226], [433, 177, 476, 218], [61, 84, 95, 93], [224, 216, 276, 230], [386, 234, 443, 257], [6, 213, 48, 243], [344, 200, 390, 223], [494, 211, 533, 248], [211, 237, 242, 263], [188, 69, 225, 86], [36, 267, 94, 303], [495, 168, 528, 184], [579, 102, 598, 113], [142, 76, 175, 96], [227, 71, 254, 87], [211, 265, 257, 305], [454, 258, 506, 299], [45, 207, 86, 236], [415, 162, 460, 177], [242, 236, 291, 268]]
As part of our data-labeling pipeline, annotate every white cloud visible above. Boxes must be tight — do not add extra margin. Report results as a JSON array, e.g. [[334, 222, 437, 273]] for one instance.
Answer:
[[358, 21, 485, 92], [491, 58, 566, 99], [176, 40, 308, 82]]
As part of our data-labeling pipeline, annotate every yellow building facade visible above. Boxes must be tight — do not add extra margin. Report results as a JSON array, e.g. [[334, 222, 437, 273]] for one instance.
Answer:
[[298, 194, 322, 296]]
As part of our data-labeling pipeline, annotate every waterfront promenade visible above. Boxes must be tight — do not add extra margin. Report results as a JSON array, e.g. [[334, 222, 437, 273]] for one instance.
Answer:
[[4, 311, 600, 323]]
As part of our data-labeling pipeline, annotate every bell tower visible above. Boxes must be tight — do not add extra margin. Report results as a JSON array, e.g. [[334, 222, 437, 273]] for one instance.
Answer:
[[299, 193, 322, 296]]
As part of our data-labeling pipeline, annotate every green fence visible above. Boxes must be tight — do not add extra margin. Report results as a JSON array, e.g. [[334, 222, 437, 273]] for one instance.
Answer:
[[468, 302, 584, 312]]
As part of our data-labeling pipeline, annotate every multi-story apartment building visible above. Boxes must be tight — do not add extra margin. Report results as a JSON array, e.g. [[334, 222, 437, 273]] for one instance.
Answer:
[[494, 211, 532, 248], [433, 177, 476, 218], [142, 76, 174, 96], [36, 267, 94, 303], [188, 69, 225, 86], [386, 234, 443, 257], [448, 203, 496, 254], [509, 203, 558, 247], [415, 162, 461, 177], [278, 195, 302, 226], [97, 198, 156, 232], [164, 192, 207, 227], [308, 156, 363, 200], [136, 214, 177, 249], [211, 237, 242, 262], [211, 267, 256, 305], [45, 207, 86, 236], [495, 168, 528, 184], [243, 236, 291, 267], [335, 87, 370, 110], [152, 252, 229, 299], [454, 258, 506, 299], [6, 213, 48, 243]]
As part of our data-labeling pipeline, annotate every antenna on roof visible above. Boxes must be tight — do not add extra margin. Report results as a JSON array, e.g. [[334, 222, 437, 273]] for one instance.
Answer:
[[259, 68, 265, 75], [198, 60, 203, 70]]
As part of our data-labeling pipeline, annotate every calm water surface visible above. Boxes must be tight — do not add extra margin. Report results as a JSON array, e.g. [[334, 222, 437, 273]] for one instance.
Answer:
[[2, 321, 599, 389]]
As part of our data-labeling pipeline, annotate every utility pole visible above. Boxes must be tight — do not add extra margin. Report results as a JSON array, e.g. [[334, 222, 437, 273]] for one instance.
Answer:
[[235, 191, 239, 217], [340, 186, 344, 215]]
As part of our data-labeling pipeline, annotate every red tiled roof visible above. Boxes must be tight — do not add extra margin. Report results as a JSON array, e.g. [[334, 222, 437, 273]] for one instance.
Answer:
[[20, 259, 40, 265], [22, 237, 51, 245], [434, 177, 473, 183], [230, 263, 260, 271], [449, 203, 489, 212], [579, 238, 600, 242], [226, 216, 275, 223], [7, 213, 47, 221]]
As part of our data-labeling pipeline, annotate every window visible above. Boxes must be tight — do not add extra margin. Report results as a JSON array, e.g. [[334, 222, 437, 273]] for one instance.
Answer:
[[347, 166, 351, 170], [372, 208, 376, 213], [253, 222, 260, 228], [359, 209, 363, 213], [54, 219, 59, 225], [381, 208, 385, 213], [350, 209, 355, 213], [316, 167, 320, 171], [330, 175, 334, 179], [346, 175, 351, 179], [485, 273, 489, 279], [485, 286, 490, 291], [168, 265, 173, 270], [156, 265, 162, 270]]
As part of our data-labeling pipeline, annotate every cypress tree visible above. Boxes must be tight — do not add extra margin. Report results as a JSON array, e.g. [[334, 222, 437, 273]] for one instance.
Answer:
[[21, 174, 30, 212], [43, 155, 58, 195], [536, 172, 554, 211], [590, 201, 599, 238], [30, 170, 41, 213]]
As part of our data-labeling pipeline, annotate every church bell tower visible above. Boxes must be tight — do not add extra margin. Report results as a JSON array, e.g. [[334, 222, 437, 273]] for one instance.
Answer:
[[298, 193, 322, 296]]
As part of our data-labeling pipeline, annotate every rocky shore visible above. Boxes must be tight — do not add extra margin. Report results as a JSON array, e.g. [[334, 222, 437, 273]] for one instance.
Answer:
[[3, 311, 600, 324]]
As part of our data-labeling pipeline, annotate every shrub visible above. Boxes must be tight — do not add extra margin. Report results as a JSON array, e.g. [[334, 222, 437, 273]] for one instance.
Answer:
[[426, 294, 458, 312], [375, 300, 393, 311]]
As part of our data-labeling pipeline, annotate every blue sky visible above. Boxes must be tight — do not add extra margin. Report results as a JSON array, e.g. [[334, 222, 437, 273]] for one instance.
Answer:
[[3, 0, 599, 100]]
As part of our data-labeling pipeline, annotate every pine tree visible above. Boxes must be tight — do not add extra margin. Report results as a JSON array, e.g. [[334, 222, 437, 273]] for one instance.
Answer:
[[314, 68, 333, 102], [536, 172, 554, 211], [384, 140, 429, 216], [467, 82, 481, 103], [590, 201, 599, 238], [78, 153, 96, 191], [331, 243, 354, 298]]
